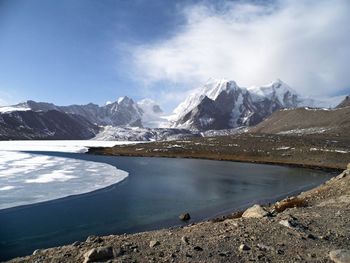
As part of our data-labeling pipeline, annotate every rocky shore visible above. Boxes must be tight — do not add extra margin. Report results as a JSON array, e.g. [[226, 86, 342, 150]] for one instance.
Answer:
[[88, 134, 350, 170], [7, 163, 350, 263]]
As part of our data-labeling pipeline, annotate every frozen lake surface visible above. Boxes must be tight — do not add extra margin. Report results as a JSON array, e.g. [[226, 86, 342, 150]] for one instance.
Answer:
[[0, 151, 128, 209], [0, 140, 137, 209]]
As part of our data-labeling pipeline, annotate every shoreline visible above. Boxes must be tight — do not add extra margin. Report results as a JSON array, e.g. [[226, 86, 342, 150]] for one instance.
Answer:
[[88, 151, 343, 172], [7, 163, 350, 263]]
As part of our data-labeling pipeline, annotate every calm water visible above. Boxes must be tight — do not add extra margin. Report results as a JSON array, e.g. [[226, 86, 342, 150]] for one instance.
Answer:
[[0, 152, 333, 260]]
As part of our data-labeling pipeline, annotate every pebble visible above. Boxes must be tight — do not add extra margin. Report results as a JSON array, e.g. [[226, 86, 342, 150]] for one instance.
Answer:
[[329, 249, 350, 263], [279, 219, 293, 228], [149, 240, 160, 248], [193, 246, 203, 251], [242, 204, 269, 218], [83, 246, 114, 263], [181, 236, 189, 245], [239, 244, 251, 251]]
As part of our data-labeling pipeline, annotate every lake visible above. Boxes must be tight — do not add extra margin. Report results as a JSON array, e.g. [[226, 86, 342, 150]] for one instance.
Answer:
[[0, 152, 333, 261]]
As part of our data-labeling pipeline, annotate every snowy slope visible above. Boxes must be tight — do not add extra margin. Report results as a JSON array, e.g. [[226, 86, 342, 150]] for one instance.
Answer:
[[170, 78, 344, 131], [172, 79, 240, 121], [137, 99, 165, 128]]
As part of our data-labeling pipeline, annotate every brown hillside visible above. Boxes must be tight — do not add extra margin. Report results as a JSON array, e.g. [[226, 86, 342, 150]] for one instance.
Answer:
[[250, 107, 350, 138]]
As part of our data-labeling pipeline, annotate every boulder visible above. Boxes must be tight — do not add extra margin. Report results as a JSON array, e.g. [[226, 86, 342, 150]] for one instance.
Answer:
[[329, 249, 350, 263], [179, 213, 191, 221], [83, 246, 114, 263], [242, 204, 268, 218]]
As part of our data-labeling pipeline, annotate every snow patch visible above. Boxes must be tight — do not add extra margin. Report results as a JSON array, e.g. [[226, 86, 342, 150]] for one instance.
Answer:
[[0, 106, 30, 113]]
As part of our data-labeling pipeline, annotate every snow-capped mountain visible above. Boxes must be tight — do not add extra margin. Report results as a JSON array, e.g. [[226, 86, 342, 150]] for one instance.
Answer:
[[170, 78, 342, 131]]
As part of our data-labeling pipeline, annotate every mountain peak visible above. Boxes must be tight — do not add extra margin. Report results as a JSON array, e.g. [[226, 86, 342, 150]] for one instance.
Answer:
[[117, 96, 134, 105]]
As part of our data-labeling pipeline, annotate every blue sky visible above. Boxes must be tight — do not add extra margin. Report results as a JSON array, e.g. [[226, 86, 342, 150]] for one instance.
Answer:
[[0, 0, 349, 112], [0, 0, 193, 108]]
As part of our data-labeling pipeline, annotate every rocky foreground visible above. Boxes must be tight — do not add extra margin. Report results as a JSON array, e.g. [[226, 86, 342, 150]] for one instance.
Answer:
[[8, 164, 350, 263]]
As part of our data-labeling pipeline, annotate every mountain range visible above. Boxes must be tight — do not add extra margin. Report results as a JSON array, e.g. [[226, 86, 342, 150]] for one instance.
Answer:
[[0, 79, 346, 140], [168, 79, 340, 130]]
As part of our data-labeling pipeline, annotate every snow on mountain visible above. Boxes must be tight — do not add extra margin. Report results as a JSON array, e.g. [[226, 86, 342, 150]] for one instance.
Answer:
[[0, 106, 30, 113], [170, 78, 344, 131], [6, 97, 165, 129], [248, 79, 299, 107], [137, 99, 164, 128], [93, 126, 198, 141], [172, 78, 240, 121]]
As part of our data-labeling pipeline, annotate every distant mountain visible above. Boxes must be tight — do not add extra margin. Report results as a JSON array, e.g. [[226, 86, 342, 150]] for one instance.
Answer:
[[249, 107, 350, 138], [0, 110, 99, 140], [169, 79, 342, 131], [11, 97, 164, 128]]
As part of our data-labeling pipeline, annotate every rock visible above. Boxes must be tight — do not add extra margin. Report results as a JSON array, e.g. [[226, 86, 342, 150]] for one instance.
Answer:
[[149, 240, 160, 248], [179, 213, 191, 221], [330, 249, 350, 263], [86, 235, 102, 243], [32, 249, 41, 255], [257, 243, 275, 252], [83, 246, 114, 263], [279, 219, 293, 228], [347, 163, 350, 170], [181, 236, 189, 245], [242, 204, 268, 218], [239, 244, 251, 251], [337, 172, 348, 179], [193, 246, 203, 251], [72, 241, 81, 247]]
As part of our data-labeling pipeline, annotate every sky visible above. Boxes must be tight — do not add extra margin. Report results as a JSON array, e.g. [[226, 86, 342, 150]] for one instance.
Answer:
[[0, 0, 349, 112]]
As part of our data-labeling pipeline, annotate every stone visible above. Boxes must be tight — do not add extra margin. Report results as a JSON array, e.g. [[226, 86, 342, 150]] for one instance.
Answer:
[[83, 246, 114, 263], [242, 204, 268, 218], [32, 249, 41, 255], [181, 236, 189, 245], [337, 172, 347, 179], [279, 219, 293, 228], [149, 240, 160, 248], [72, 241, 81, 247], [257, 243, 275, 252], [239, 244, 251, 251], [330, 249, 350, 263], [86, 235, 102, 243], [179, 213, 191, 221], [193, 246, 203, 251]]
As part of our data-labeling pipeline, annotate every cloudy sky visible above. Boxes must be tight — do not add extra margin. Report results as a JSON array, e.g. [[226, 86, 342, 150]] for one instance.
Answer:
[[0, 0, 349, 112]]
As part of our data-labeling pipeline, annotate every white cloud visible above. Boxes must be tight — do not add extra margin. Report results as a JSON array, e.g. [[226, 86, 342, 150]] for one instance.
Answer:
[[131, 0, 350, 97]]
